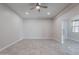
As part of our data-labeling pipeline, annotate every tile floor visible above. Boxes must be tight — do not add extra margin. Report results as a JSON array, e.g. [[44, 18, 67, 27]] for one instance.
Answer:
[[61, 39, 79, 55], [0, 39, 66, 55]]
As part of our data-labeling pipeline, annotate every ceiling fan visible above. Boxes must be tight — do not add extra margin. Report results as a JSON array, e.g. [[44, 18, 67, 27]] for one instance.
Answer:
[[30, 3, 48, 12]]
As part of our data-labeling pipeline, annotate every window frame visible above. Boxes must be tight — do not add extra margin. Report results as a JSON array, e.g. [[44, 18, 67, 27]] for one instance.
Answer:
[[72, 20, 79, 32]]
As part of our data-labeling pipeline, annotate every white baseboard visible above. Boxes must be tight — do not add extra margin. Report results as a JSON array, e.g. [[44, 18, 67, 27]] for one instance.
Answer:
[[23, 37, 53, 40], [0, 38, 23, 52], [23, 37, 60, 43], [23, 37, 60, 42]]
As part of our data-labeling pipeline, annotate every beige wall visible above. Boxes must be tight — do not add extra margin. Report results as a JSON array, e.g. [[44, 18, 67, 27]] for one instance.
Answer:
[[23, 19, 53, 39], [52, 4, 79, 42], [52, 17, 62, 42], [0, 4, 23, 49]]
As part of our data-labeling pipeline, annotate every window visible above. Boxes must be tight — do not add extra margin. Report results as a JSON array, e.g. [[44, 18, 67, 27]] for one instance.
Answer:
[[72, 20, 79, 32]]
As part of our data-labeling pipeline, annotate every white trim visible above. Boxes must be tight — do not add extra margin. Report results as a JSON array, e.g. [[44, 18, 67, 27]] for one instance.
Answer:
[[23, 37, 53, 40], [0, 38, 23, 52], [23, 38, 59, 42]]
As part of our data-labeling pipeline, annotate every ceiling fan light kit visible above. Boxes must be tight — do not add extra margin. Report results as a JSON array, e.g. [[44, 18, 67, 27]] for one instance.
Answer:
[[25, 3, 51, 15], [36, 6, 40, 10], [30, 3, 48, 12]]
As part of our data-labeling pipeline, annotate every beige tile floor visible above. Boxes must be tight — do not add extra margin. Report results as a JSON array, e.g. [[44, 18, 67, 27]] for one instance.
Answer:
[[0, 39, 66, 55]]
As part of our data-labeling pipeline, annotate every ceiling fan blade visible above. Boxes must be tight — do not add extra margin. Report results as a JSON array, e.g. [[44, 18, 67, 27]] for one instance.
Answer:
[[40, 6, 48, 8]]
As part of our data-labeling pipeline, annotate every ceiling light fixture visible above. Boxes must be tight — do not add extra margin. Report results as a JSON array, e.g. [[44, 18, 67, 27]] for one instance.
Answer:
[[25, 12, 29, 15], [47, 12, 51, 15]]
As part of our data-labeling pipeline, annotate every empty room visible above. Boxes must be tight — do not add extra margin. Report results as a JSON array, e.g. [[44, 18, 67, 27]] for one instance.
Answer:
[[0, 3, 79, 55]]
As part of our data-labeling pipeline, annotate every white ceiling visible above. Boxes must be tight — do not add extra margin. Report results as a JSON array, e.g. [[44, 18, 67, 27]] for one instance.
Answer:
[[6, 3, 69, 19]]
